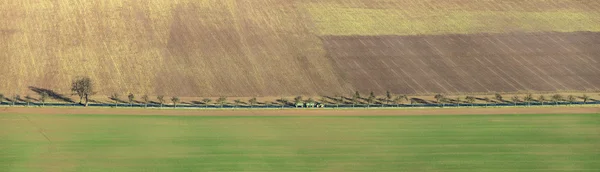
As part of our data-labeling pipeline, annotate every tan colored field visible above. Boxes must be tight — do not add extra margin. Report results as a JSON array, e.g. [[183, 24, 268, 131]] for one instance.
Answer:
[[1, 0, 599, 98]]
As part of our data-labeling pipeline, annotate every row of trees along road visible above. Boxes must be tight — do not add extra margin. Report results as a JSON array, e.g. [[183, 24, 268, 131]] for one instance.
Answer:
[[0, 77, 597, 108]]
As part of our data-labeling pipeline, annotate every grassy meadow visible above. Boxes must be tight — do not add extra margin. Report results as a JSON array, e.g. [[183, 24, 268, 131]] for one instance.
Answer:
[[1, 113, 599, 171]]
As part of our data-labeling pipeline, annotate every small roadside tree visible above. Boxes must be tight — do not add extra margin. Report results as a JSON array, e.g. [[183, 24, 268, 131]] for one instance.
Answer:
[[0, 94, 4, 104], [217, 97, 227, 108], [455, 97, 462, 107], [483, 97, 490, 107], [110, 93, 120, 107], [367, 91, 376, 108], [319, 96, 327, 105], [352, 91, 361, 107], [249, 97, 257, 108], [335, 95, 343, 108], [551, 94, 563, 106], [13, 94, 19, 106], [128, 93, 135, 107], [171, 96, 180, 108], [71, 76, 94, 106], [202, 98, 212, 108], [439, 97, 448, 108], [294, 96, 303, 107], [582, 94, 590, 104], [25, 94, 32, 107], [524, 94, 533, 106], [234, 99, 242, 108], [434, 94, 445, 107], [386, 91, 392, 105], [40, 92, 48, 106], [279, 98, 288, 109], [157, 95, 165, 108], [567, 95, 576, 106], [495, 93, 503, 103], [393, 95, 408, 107], [142, 95, 149, 108], [511, 95, 520, 106], [538, 95, 546, 106], [294, 96, 303, 108], [307, 98, 315, 108], [466, 96, 476, 107]]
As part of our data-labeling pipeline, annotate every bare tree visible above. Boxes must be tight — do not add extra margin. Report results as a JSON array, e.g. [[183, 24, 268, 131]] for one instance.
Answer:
[[483, 97, 490, 107], [495, 93, 503, 103], [538, 95, 546, 106], [466, 96, 476, 107], [249, 98, 257, 108], [202, 98, 212, 108], [25, 94, 32, 107], [367, 91, 376, 108], [511, 95, 520, 106], [455, 97, 462, 107], [393, 95, 408, 107], [334, 95, 343, 108], [40, 92, 49, 106], [582, 94, 590, 104], [319, 96, 327, 105], [386, 91, 392, 105], [567, 95, 576, 106], [128, 93, 135, 107], [306, 98, 315, 108], [217, 97, 227, 108], [110, 93, 120, 107], [0, 94, 4, 104], [524, 94, 533, 106], [71, 76, 94, 106], [142, 95, 149, 108], [353, 91, 361, 107], [234, 99, 242, 108], [280, 98, 288, 109], [294, 96, 304, 108], [551, 94, 563, 106], [13, 94, 19, 106], [157, 95, 165, 108], [171, 96, 180, 108], [434, 94, 445, 107]]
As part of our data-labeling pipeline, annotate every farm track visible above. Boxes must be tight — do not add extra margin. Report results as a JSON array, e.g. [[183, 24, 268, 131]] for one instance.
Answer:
[[322, 32, 600, 94]]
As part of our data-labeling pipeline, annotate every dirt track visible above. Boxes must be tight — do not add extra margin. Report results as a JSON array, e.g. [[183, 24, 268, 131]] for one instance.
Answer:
[[1, 106, 598, 116]]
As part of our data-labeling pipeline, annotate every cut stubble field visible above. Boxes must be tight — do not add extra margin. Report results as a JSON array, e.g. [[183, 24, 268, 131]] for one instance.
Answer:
[[1, 107, 599, 171]]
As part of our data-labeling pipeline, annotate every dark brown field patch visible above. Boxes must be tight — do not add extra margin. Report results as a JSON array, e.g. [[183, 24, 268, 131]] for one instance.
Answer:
[[322, 32, 600, 94]]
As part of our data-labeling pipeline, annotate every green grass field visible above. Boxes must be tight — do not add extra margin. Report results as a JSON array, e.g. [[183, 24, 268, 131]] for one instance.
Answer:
[[1, 113, 599, 171]]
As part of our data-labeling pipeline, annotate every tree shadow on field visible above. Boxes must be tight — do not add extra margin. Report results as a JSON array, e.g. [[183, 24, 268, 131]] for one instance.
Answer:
[[190, 101, 205, 105], [411, 98, 430, 104], [109, 97, 127, 104], [29, 86, 75, 103]]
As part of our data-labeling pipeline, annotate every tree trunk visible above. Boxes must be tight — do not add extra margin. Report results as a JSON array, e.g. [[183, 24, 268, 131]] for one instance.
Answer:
[[84, 94, 89, 107]]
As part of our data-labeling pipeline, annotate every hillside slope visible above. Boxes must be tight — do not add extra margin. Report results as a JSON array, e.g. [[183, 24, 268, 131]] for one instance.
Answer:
[[1, 0, 599, 97]]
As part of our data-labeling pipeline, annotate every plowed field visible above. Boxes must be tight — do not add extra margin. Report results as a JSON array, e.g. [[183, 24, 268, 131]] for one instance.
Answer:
[[1, 0, 599, 98], [322, 32, 600, 94]]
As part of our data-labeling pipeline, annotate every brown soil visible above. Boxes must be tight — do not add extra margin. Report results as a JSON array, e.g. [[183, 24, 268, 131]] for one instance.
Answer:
[[1, 106, 598, 116], [323, 32, 600, 95], [1, 1, 598, 98]]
